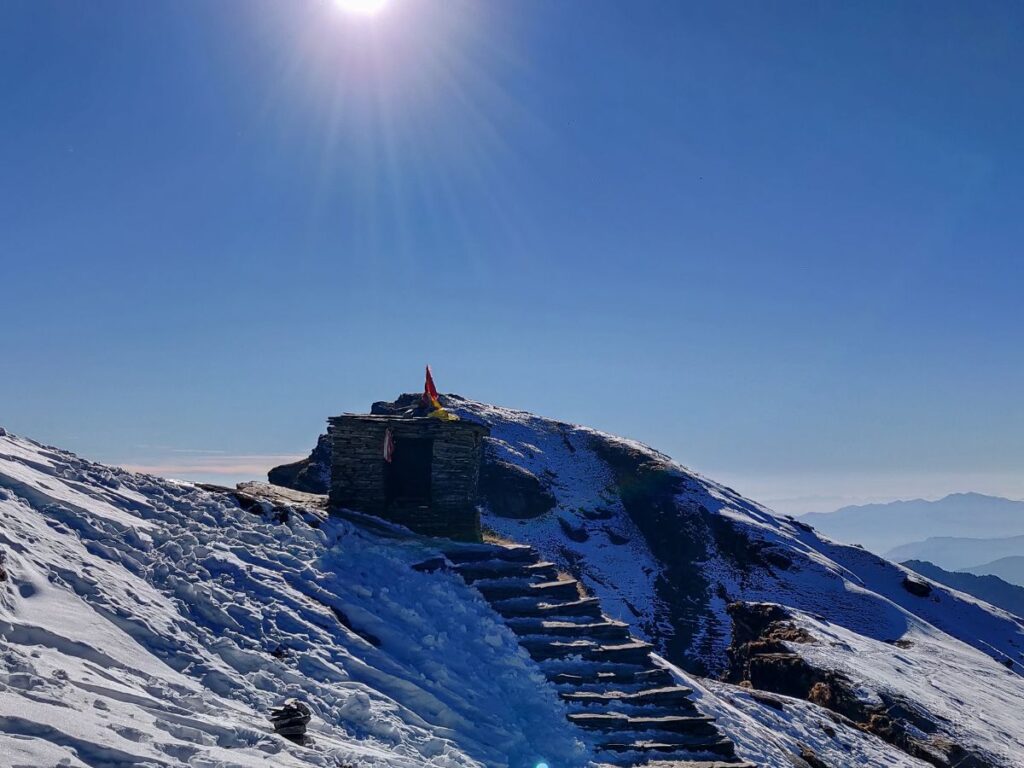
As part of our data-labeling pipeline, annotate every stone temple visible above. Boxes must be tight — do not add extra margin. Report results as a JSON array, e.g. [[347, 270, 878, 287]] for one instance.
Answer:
[[327, 413, 489, 541]]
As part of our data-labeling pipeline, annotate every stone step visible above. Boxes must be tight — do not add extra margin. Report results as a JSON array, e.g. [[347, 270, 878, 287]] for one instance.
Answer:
[[521, 638, 598, 661], [629, 761, 755, 768], [476, 578, 581, 602], [551, 666, 675, 688], [621, 715, 720, 736], [442, 543, 537, 564], [595, 735, 739, 757], [585, 640, 655, 665], [561, 685, 695, 708], [568, 712, 716, 734], [508, 618, 631, 641], [564, 702, 686, 720], [455, 560, 558, 583], [493, 596, 603, 619]]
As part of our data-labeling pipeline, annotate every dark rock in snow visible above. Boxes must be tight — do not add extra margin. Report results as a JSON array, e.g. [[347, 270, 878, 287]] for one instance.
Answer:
[[902, 575, 933, 598], [748, 689, 786, 711], [762, 547, 794, 571], [268, 434, 331, 495], [797, 744, 831, 768], [412, 556, 449, 573], [479, 458, 555, 519], [558, 515, 589, 542], [787, 515, 815, 533], [903, 560, 1024, 620], [269, 698, 312, 741], [370, 392, 424, 416], [725, 601, 989, 768], [603, 527, 630, 545]]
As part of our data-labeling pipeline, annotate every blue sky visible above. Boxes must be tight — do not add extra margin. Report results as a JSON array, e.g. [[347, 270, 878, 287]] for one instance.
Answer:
[[2, 0, 1022, 514]]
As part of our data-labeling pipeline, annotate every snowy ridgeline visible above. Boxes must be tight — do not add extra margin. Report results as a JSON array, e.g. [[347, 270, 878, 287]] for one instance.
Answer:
[[2, 417, 1024, 768], [0, 427, 947, 768], [0, 428, 587, 768], [450, 399, 1024, 766]]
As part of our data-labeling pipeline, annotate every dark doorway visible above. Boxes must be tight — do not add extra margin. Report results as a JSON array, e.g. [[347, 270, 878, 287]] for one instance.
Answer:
[[386, 437, 433, 503]]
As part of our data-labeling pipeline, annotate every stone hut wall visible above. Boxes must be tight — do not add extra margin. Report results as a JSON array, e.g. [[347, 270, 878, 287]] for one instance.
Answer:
[[327, 415, 488, 541]]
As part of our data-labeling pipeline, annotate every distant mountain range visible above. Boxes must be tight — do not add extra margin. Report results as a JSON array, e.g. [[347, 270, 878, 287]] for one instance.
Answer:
[[904, 560, 1024, 619], [964, 556, 1024, 588], [887, 534, 1024, 572], [801, 492, 1024, 557]]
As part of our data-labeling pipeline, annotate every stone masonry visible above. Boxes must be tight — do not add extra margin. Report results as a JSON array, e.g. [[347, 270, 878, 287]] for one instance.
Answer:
[[327, 414, 489, 541]]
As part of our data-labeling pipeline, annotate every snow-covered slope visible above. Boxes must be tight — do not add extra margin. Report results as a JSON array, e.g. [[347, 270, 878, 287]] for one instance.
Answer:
[[0, 425, 932, 768], [7, 394, 1024, 768], [0, 427, 587, 768], [434, 397, 1024, 767]]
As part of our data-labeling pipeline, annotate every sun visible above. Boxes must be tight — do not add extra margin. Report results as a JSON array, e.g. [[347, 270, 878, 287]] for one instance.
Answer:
[[333, 0, 389, 15]]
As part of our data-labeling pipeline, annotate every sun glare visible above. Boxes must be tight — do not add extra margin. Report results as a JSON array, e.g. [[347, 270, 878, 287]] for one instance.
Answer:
[[334, 0, 389, 15]]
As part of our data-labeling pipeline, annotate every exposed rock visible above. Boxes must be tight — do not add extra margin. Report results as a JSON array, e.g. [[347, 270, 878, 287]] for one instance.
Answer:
[[269, 698, 311, 741], [370, 392, 424, 416], [725, 600, 989, 768], [411, 556, 449, 573], [902, 575, 933, 598], [604, 527, 630, 545], [748, 689, 786, 711], [763, 547, 794, 571], [798, 744, 831, 768], [227, 482, 327, 528], [591, 438, 717, 670], [787, 516, 815, 533], [268, 434, 331, 494], [479, 458, 555, 520], [330, 606, 382, 647], [558, 516, 589, 542]]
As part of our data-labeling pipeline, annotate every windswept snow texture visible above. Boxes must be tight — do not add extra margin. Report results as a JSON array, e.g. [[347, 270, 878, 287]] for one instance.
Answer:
[[447, 397, 1024, 765], [466, 402, 668, 642], [0, 429, 587, 768], [670, 663, 930, 768]]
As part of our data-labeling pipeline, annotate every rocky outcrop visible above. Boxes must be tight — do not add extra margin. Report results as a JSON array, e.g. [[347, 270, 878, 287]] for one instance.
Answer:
[[269, 698, 312, 742], [901, 575, 933, 598], [725, 601, 990, 768], [589, 438, 719, 669], [268, 434, 331, 495], [479, 459, 555, 519]]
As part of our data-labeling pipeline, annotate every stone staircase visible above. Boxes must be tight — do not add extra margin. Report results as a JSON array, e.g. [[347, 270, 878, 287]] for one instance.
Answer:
[[441, 541, 755, 768]]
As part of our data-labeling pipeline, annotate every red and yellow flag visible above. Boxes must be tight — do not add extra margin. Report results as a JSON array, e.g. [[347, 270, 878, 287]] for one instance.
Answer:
[[422, 365, 457, 420]]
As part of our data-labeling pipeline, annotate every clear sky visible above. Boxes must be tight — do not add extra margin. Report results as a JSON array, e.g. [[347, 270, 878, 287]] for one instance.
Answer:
[[2, 1, 1022, 514]]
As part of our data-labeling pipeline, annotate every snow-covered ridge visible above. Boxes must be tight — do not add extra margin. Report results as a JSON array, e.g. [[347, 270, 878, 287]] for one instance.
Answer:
[[0, 428, 586, 767], [434, 397, 1024, 766], [0, 424, 938, 768], [6, 397, 1024, 767]]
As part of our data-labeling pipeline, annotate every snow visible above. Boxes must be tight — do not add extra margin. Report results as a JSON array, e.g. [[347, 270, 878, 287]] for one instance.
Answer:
[[788, 611, 1024, 765], [463, 403, 666, 641], [6, 399, 1024, 767], [446, 397, 1024, 767], [691, 674, 930, 768], [0, 430, 587, 768]]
